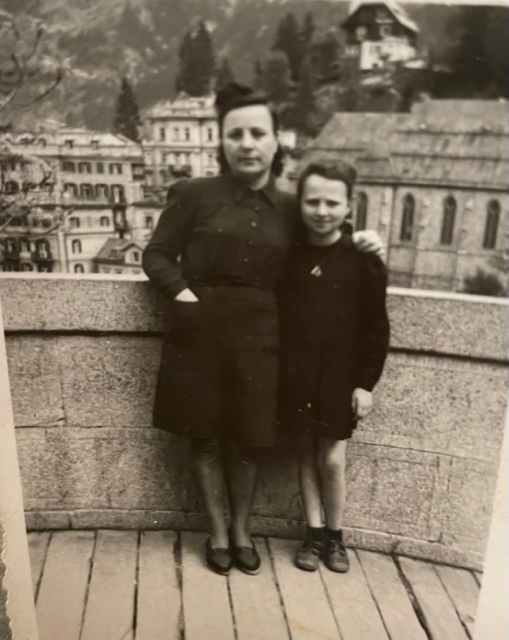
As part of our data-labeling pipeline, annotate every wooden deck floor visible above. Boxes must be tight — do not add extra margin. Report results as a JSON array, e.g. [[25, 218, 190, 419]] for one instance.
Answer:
[[28, 530, 481, 640]]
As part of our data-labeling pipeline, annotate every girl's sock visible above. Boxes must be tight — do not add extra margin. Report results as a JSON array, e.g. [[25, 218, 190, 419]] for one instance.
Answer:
[[325, 527, 343, 541]]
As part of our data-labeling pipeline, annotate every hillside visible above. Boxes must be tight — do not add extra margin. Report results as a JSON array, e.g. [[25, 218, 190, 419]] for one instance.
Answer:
[[1, 0, 507, 131]]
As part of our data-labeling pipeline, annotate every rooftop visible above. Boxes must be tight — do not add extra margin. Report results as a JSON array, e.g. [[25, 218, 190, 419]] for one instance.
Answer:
[[344, 0, 419, 33], [29, 528, 482, 640]]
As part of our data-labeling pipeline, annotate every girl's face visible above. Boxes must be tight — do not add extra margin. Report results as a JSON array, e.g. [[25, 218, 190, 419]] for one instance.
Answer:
[[221, 105, 278, 184], [300, 174, 351, 242]]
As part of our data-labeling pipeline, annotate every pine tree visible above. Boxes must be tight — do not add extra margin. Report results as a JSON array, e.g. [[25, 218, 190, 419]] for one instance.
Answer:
[[253, 59, 265, 91], [175, 21, 215, 97], [216, 56, 235, 90], [293, 56, 316, 135], [263, 51, 293, 105], [272, 12, 303, 82], [311, 30, 342, 81], [113, 77, 141, 142], [301, 11, 316, 47]]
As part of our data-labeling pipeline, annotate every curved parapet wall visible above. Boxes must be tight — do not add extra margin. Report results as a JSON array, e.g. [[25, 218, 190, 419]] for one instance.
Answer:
[[1, 273, 508, 570]]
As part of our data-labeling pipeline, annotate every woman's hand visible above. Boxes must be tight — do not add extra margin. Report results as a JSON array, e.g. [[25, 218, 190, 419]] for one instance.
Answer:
[[352, 230, 385, 258], [352, 388, 373, 420], [175, 288, 199, 302]]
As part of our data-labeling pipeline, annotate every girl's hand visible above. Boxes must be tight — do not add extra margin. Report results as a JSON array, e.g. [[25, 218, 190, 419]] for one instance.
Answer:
[[352, 230, 385, 258], [352, 388, 373, 420], [175, 288, 199, 302]]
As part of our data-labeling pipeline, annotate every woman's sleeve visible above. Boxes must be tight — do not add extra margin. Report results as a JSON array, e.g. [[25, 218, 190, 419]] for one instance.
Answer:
[[142, 184, 197, 299], [355, 255, 391, 391]]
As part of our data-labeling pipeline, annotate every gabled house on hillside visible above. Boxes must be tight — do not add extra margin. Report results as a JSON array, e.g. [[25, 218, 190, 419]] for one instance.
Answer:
[[93, 238, 145, 276]]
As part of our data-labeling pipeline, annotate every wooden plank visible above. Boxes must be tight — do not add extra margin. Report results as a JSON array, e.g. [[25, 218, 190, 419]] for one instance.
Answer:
[[36, 531, 95, 640], [269, 537, 340, 640], [435, 565, 480, 638], [399, 557, 469, 640], [136, 531, 181, 640], [28, 531, 51, 599], [81, 530, 138, 640], [181, 531, 235, 640], [319, 549, 388, 640], [229, 538, 289, 640], [358, 550, 428, 640]]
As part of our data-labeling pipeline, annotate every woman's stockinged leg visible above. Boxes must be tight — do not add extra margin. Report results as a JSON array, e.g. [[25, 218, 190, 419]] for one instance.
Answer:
[[298, 433, 323, 528], [225, 443, 259, 547], [191, 439, 229, 549], [318, 438, 347, 530]]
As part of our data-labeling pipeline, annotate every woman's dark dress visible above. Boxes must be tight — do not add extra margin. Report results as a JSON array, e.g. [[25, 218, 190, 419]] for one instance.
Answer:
[[278, 234, 390, 441], [143, 173, 297, 447]]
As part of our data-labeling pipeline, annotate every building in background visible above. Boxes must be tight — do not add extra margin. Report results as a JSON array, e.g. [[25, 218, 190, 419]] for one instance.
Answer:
[[342, 1, 419, 71], [142, 94, 219, 187], [0, 127, 145, 274], [298, 99, 509, 292], [93, 238, 145, 275]]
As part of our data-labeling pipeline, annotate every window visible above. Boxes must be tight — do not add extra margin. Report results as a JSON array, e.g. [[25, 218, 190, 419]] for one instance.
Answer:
[[64, 183, 78, 197], [6, 239, 16, 253], [69, 217, 80, 229], [184, 128, 190, 141], [39, 138, 47, 148], [91, 140, 99, 149], [78, 162, 92, 174], [38, 265, 52, 273], [440, 196, 456, 245], [63, 161, 75, 172], [159, 127, 166, 142], [80, 184, 94, 200], [37, 240, 49, 258], [111, 185, 125, 203], [173, 127, 180, 141], [20, 239, 29, 253], [380, 25, 392, 37], [400, 193, 415, 242], [109, 163, 123, 175], [483, 200, 500, 249], [132, 251, 140, 263], [74, 264, 84, 273], [97, 162, 104, 174], [207, 128, 214, 142], [65, 139, 74, 149], [71, 240, 82, 254], [4, 180, 19, 193], [100, 216, 110, 227], [21, 264, 33, 271], [355, 192, 368, 231], [145, 215, 154, 230], [207, 153, 215, 167], [95, 184, 108, 199]]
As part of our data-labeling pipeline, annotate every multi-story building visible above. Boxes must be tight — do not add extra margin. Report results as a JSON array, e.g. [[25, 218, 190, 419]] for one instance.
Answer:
[[342, 0, 419, 71], [297, 99, 509, 292], [142, 94, 219, 187], [0, 127, 145, 274]]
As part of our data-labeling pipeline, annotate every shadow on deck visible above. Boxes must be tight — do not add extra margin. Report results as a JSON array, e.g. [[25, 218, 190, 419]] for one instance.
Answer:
[[29, 529, 482, 640]]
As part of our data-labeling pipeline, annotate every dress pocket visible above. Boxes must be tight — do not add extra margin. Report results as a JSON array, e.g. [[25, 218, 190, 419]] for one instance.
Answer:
[[170, 299, 202, 346]]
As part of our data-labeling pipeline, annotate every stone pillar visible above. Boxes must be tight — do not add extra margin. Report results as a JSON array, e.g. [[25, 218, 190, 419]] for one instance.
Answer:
[[474, 410, 508, 640], [0, 298, 39, 640]]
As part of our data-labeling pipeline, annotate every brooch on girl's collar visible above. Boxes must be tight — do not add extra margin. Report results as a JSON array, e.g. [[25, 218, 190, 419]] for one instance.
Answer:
[[310, 265, 323, 277]]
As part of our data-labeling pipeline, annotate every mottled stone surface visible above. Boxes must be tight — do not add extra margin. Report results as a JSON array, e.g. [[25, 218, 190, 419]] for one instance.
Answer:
[[1, 275, 507, 359], [359, 354, 508, 461], [2, 276, 508, 569]]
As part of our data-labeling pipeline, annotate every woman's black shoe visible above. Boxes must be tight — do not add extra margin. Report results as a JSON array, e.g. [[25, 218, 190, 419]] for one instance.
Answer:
[[205, 537, 233, 576], [229, 533, 261, 575]]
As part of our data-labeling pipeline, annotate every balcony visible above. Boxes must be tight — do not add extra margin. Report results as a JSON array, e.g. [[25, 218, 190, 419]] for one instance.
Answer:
[[0, 275, 507, 639]]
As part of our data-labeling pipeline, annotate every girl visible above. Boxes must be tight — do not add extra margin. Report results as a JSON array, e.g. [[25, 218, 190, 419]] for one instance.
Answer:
[[278, 161, 390, 573]]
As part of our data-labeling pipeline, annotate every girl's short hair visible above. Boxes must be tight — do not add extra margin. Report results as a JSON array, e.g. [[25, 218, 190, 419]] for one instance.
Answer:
[[297, 160, 358, 201], [215, 82, 285, 177]]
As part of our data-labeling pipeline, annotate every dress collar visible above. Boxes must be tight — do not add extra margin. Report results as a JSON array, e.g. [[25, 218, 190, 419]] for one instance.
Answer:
[[225, 172, 277, 206]]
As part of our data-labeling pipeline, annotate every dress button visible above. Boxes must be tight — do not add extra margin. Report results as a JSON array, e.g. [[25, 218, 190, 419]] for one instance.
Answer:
[[247, 240, 254, 246], [253, 206, 260, 212], [243, 257, 249, 264], [250, 221, 258, 228]]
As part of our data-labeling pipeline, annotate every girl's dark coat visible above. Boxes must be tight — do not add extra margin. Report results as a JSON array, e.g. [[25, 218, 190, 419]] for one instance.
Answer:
[[277, 234, 390, 441]]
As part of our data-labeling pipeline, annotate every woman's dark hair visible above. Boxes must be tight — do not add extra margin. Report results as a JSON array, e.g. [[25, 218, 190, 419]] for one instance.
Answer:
[[297, 160, 358, 202], [215, 82, 285, 177]]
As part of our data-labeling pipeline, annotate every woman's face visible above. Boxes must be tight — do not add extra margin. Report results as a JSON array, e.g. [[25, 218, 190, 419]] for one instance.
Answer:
[[300, 174, 351, 241], [221, 104, 278, 184]]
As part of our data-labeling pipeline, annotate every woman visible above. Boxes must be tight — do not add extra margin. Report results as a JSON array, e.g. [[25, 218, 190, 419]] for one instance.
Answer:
[[142, 83, 382, 576]]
